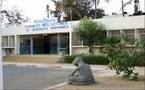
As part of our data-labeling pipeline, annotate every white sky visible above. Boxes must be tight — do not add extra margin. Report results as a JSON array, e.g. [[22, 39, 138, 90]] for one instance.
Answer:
[[2, 0, 145, 20]]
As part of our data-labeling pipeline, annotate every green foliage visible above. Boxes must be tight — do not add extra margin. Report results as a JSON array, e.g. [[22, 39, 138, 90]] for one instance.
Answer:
[[75, 17, 106, 53], [1, 8, 28, 26], [135, 41, 145, 66], [52, 0, 96, 21], [89, 9, 105, 19], [103, 35, 141, 80], [63, 54, 109, 65]]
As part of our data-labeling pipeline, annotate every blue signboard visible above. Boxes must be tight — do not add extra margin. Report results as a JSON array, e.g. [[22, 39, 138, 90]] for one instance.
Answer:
[[25, 17, 70, 31]]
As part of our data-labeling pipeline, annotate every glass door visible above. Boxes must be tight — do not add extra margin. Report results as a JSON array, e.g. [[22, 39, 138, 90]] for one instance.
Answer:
[[59, 33, 69, 54], [20, 36, 30, 54], [49, 34, 58, 54]]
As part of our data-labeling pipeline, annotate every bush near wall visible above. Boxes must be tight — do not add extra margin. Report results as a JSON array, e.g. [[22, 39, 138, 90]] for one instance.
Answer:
[[63, 54, 109, 65], [135, 51, 145, 66], [63, 54, 145, 66], [136, 59, 145, 66]]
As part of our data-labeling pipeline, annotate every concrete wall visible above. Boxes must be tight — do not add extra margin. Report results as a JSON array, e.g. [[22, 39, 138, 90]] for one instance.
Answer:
[[72, 46, 103, 55], [1, 16, 145, 55], [2, 15, 145, 36], [95, 15, 145, 30]]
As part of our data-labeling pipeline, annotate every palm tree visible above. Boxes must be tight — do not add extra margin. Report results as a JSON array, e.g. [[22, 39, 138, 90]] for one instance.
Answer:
[[93, 0, 109, 19], [120, 0, 133, 16], [51, 0, 64, 17], [51, 0, 79, 21], [62, 0, 79, 21], [52, 0, 94, 21], [94, 0, 133, 17]]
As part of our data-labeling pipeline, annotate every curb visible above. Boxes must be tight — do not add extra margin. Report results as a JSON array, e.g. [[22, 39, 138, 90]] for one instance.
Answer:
[[3, 62, 109, 70]]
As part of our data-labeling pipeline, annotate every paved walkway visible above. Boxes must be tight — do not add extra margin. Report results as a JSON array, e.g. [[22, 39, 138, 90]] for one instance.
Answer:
[[3, 62, 145, 90], [3, 64, 71, 90], [3, 62, 113, 76], [3, 62, 145, 76]]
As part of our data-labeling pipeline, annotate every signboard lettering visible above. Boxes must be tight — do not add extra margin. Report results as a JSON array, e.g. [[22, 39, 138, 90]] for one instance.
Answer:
[[25, 18, 70, 31]]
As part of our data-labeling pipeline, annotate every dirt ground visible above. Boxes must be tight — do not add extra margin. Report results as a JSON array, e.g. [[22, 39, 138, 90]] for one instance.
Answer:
[[53, 76, 145, 90]]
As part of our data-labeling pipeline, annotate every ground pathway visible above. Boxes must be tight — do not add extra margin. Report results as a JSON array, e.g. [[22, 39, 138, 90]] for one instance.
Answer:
[[3, 63, 71, 90], [3, 62, 145, 90]]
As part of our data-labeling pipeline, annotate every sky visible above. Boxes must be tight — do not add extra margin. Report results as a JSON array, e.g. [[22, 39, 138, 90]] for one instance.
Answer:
[[1, 0, 145, 20]]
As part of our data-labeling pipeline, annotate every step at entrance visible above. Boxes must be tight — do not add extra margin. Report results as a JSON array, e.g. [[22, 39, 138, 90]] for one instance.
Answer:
[[3, 55, 60, 64]]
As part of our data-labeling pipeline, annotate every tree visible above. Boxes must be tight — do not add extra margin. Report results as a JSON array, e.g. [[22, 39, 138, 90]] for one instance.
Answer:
[[120, 0, 134, 16], [62, 0, 80, 21], [75, 0, 94, 19], [93, 0, 109, 19], [93, 0, 134, 17], [51, 0, 78, 21], [1, 8, 28, 26], [89, 8, 105, 19], [51, 0, 64, 17], [52, 0, 95, 21], [75, 17, 106, 54]]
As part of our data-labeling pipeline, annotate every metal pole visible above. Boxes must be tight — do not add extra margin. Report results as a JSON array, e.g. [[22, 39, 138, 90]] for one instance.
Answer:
[[0, 0, 3, 89]]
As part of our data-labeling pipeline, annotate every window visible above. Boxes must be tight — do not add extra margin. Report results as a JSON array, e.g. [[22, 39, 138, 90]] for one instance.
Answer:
[[9, 36, 15, 47], [72, 32, 82, 46], [123, 30, 135, 45], [2, 36, 15, 47], [108, 30, 120, 37], [138, 29, 145, 43], [2, 36, 8, 47]]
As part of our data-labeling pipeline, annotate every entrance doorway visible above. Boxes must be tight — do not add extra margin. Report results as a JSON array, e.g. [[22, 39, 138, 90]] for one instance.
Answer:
[[20, 33, 69, 55], [33, 34, 58, 54]]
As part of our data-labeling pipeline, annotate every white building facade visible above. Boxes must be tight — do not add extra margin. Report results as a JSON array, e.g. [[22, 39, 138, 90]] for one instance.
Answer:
[[1, 15, 145, 56]]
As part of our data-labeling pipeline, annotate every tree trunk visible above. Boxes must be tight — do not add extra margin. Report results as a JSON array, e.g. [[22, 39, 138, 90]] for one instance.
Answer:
[[94, 0, 97, 19], [89, 45, 94, 54], [70, 9, 73, 21], [121, 0, 125, 17]]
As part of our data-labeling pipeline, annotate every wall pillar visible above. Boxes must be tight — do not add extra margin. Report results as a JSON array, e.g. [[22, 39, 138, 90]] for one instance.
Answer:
[[57, 34, 60, 54], [0, 28, 3, 90], [106, 30, 109, 37], [69, 32, 72, 55], [7, 36, 10, 47], [14, 35, 20, 55], [0, 1, 3, 89], [135, 28, 139, 40], [14, 35, 17, 54], [30, 36, 33, 55], [120, 29, 123, 34]]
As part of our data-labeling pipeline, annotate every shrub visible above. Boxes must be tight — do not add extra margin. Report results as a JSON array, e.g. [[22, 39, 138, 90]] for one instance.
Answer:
[[63, 55, 80, 63], [103, 36, 140, 80], [135, 41, 145, 66], [63, 54, 109, 65]]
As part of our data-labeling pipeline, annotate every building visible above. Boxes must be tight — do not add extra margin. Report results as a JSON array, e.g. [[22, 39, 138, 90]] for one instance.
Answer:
[[1, 15, 145, 56]]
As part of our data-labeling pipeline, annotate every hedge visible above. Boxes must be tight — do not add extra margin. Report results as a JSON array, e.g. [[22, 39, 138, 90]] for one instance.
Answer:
[[62, 54, 145, 66], [63, 54, 109, 65]]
